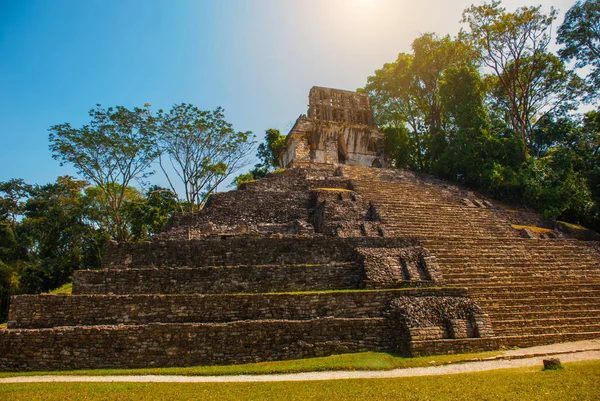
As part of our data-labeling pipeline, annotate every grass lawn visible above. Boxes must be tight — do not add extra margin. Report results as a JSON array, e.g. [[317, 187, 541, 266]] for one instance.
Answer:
[[0, 351, 501, 378], [1, 360, 598, 400]]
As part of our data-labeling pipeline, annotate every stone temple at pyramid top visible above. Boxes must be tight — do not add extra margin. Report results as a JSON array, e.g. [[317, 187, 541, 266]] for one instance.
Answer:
[[279, 86, 387, 168]]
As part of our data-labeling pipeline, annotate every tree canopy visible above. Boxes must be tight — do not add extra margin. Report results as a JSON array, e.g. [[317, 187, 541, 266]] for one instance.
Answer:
[[557, 0, 600, 94], [49, 105, 160, 241], [158, 104, 254, 211], [232, 128, 286, 188], [462, 1, 583, 157]]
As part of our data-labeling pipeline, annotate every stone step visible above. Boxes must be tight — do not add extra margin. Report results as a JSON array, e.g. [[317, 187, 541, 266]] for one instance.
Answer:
[[487, 309, 600, 320], [429, 245, 593, 253], [448, 266, 600, 272], [0, 317, 394, 371], [475, 296, 600, 307], [492, 316, 600, 329], [383, 212, 484, 220], [497, 331, 600, 349], [8, 289, 464, 329], [386, 225, 510, 232], [386, 230, 511, 237], [425, 238, 588, 245], [433, 246, 598, 254], [451, 281, 600, 289], [439, 262, 600, 270], [437, 258, 599, 265], [410, 331, 600, 356], [379, 212, 503, 220], [435, 248, 598, 255], [443, 266, 600, 273], [73, 263, 366, 295], [461, 284, 600, 292], [444, 272, 600, 281], [438, 258, 599, 267], [471, 289, 600, 300], [493, 323, 600, 336], [434, 248, 599, 256], [386, 227, 508, 234], [101, 236, 414, 270], [448, 279, 600, 287], [482, 303, 599, 314]]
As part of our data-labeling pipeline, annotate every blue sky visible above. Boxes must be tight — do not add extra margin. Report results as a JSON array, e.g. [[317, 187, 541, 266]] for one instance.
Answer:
[[0, 0, 579, 192]]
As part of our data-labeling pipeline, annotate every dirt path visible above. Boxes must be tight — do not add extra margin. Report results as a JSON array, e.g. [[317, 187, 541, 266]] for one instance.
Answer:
[[2, 340, 599, 383]]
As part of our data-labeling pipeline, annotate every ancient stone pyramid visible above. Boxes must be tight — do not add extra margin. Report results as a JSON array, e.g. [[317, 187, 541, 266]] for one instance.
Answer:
[[2, 88, 600, 371]]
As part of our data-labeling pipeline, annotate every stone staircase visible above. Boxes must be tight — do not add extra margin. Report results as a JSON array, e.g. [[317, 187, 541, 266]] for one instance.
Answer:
[[343, 165, 600, 348]]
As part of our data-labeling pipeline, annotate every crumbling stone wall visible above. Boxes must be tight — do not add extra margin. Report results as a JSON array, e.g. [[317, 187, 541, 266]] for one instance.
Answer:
[[162, 168, 317, 238], [73, 263, 364, 295], [101, 236, 418, 270], [357, 247, 443, 288], [281, 118, 386, 168], [9, 288, 467, 329], [390, 296, 494, 352], [280, 87, 386, 168], [308, 87, 375, 126], [2, 288, 481, 370], [311, 188, 383, 237], [0, 318, 395, 371]]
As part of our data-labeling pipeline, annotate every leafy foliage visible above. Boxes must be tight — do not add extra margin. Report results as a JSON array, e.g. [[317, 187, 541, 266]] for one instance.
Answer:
[[17, 176, 107, 293], [253, 129, 286, 178], [0, 177, 180, 321], [558, 0, 600, 94], [158, 104, 254, 211], [122, 186, 179, 241], [49, 105, 160, 241], [462, 2, 583, 157], [364, 34, 476, 171]]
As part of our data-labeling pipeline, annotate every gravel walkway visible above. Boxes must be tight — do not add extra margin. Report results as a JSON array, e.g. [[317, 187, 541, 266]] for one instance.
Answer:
[[1, 339, 599, 383]]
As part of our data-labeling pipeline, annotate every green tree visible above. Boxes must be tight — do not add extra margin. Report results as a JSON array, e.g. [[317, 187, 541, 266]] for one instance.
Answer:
[[364, 33, 476, 171], [383, 126, 412, 168], [252, 128, 286, 178], [462, 2, 582, 156], [232, 128, 286, 188], [49, 104, 159, 242], [0, 179, 31, 225], [231, 173, 255, 189], [0, 180, 30, 265], [0, 260, 19, 322], [19, 176, 107, 293], [122, 186, 179, 240], [158, 104, 254, 211], [437, 66, 493, 186], [528, 114, 579, 158], [485, 53, 583, 151], [557, 0, 600, 94], [563, 109, 600, 228], [83, 184, 142, 241], [520, 148, 592, 220]]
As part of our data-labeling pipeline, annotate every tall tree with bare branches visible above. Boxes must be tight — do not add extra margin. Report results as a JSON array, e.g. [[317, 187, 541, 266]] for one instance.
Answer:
[[158, 104, 254, 212]]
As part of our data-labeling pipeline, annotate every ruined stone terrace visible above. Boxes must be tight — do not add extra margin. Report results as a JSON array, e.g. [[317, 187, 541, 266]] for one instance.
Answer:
[[1, 164, 599, 371]]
